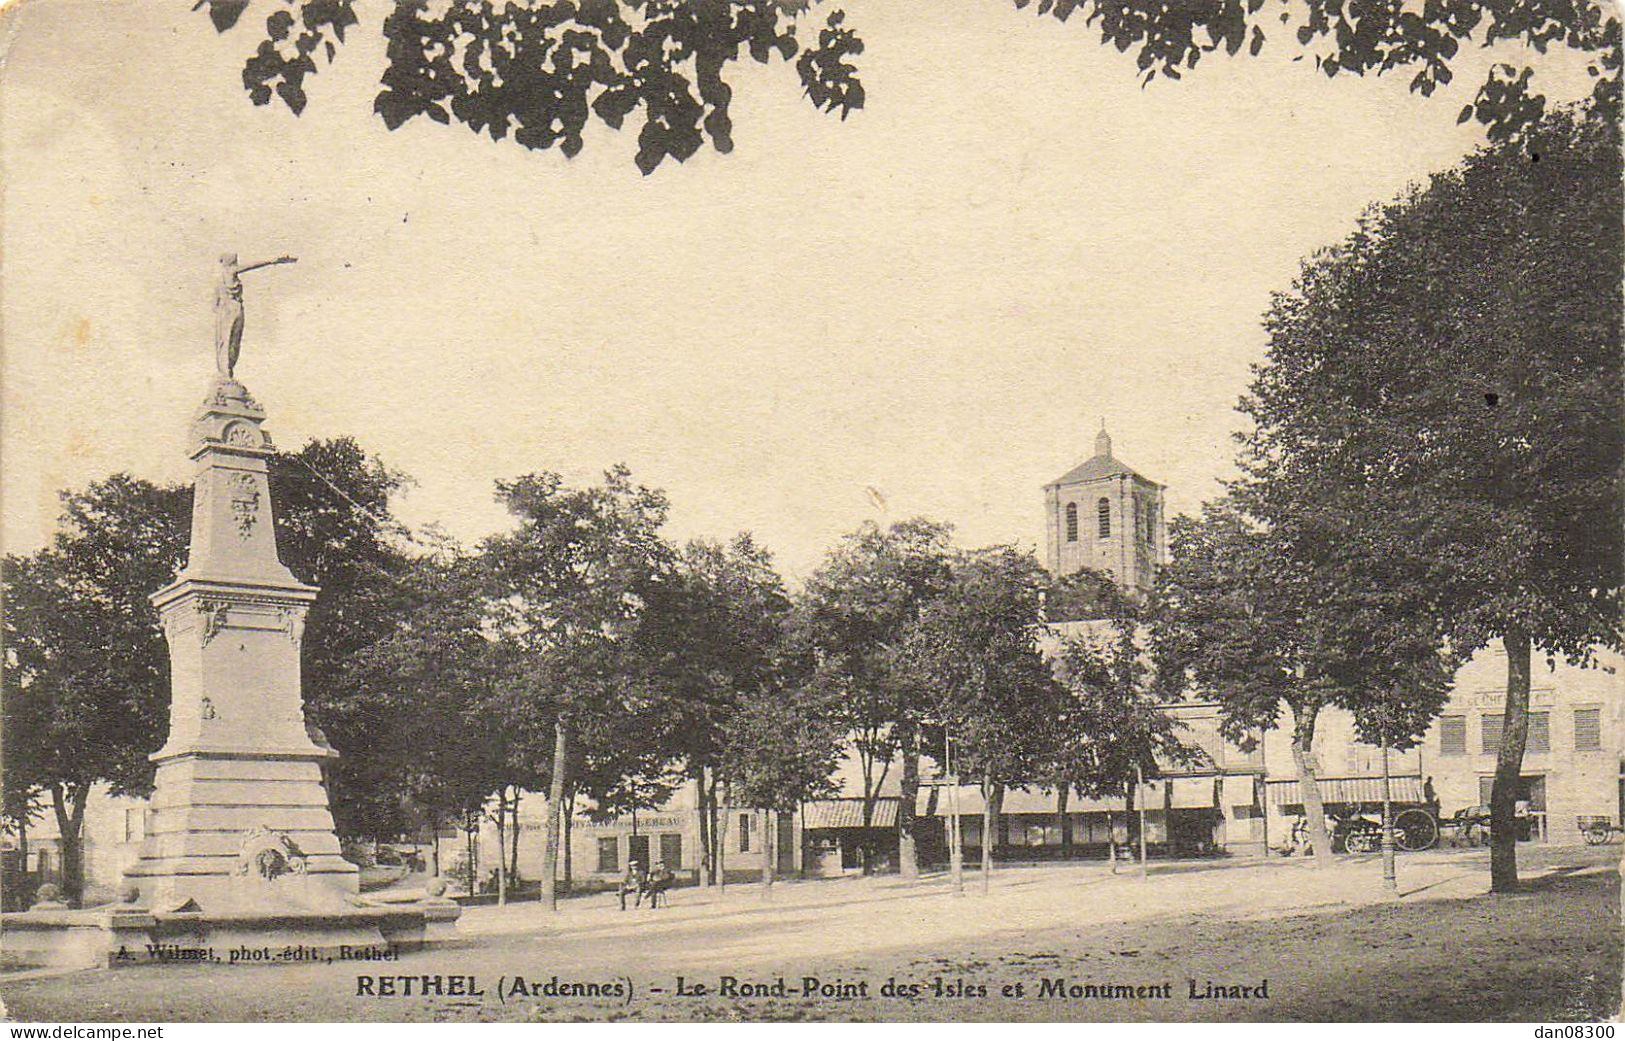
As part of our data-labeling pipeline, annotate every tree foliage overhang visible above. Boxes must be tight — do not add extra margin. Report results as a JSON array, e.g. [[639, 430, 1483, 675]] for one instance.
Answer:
[[200, 0, 1618, 172]]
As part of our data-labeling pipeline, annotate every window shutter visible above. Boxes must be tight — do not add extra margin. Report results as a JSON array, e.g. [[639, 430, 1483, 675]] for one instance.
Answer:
[[1439, 716, 1466, 756], [1480, 714, 1504, 754], [1575, 708, 1602, 751]]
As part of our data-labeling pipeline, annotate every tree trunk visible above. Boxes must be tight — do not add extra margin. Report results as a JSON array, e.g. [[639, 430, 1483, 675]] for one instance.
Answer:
[[511, 790, 523, 882], [856, 737, 890, 876], [760, 808, 775, 899], [697, 768, 713, 887], [561, 792, 573, 894], [980, 778, 1002, 895], [1135, 764, 1148, 881], [1057, 786, 1072, 856], [1380, 731, 1397, 895], [716, 783, 728, 891], [50, 784, 87, 908], [1289, 699, 1334, 866], [541, 721, 570, 912], [947, 741, 964, 894], [1491, 627, 1533, 893], [495, 788, 508, 905], [897, 721, 920, 880]]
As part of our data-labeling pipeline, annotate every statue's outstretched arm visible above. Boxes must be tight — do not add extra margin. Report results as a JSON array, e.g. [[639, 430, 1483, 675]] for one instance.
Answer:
[[234, 255, 298, 276]]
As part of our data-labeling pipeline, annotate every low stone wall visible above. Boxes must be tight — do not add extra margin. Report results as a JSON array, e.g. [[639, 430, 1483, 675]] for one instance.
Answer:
[[1, 898, 461, 973]]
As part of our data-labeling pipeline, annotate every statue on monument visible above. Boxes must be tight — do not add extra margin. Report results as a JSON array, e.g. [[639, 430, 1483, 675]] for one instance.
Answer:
[[214, 252, 296, 381]]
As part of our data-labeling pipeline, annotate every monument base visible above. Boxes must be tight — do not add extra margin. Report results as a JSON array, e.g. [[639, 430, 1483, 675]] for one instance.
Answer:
[[123, 749, 360, 914]]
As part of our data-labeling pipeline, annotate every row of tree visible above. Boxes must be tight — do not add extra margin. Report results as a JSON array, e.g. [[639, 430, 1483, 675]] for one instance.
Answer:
[[0, 445, 1189, 906], [5, 102, 1617, 905]]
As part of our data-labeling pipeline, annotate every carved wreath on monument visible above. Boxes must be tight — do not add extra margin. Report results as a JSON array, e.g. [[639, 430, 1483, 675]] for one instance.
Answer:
[[235, 826, 310, 881], [228, 473, 261, 538]]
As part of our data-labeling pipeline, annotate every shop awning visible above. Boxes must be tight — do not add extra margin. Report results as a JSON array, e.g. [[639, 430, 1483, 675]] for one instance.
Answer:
[[800, 798, 898, 830], [1266, 776, 1425, 806], [1169, 777, 1218, 809], [921, 785, 1139, 816], [920, 785, 1073, 816], [911, 775, 1264, 816], [1221, 775, 1257, 807]]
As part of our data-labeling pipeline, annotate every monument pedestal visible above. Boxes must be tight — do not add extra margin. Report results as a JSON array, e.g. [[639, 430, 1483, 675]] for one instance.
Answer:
[[123, 380, 360, 913]]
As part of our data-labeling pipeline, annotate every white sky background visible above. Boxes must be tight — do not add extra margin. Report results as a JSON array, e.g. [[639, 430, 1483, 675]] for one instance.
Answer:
[[0, 0, 1598, 582]]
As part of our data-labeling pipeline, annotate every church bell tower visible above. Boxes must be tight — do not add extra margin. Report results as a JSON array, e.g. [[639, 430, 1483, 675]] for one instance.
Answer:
[[1043, 424, 1166, 598]]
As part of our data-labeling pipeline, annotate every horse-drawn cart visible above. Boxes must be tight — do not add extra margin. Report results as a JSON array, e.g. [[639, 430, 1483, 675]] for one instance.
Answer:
[[1334, 807, 1440, 853], [1438, 805, 1492, 847], [1578, 815, 1623, 845]]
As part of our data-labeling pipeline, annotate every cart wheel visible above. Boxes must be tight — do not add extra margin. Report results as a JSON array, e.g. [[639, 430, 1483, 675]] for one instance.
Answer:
[[1583, 825, 1609, 846], [1394, 809, 1439, 852]]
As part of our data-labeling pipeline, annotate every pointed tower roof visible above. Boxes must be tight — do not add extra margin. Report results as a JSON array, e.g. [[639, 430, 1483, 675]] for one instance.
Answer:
[[1046, 424, 1160, 488]]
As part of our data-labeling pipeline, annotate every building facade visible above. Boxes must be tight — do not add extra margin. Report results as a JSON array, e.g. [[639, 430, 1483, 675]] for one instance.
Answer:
[[459, 781, 796, 894]]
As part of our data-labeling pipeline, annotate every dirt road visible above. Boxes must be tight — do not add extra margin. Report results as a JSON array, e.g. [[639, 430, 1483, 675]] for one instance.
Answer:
[[3, 845, 1617, 1022]]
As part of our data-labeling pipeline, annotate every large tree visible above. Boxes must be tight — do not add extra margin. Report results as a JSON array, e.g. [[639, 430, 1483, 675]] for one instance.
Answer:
[[1051, 622, 1198, 873], [719, 684, 843, 895], [197, 0, 1616, 171], [637, 533, 793, 885], [1239, 106, 1621, 889], [798, 518, 953, 878], [1043, 568, 1194, 861], [1, 477, 189, 905], [1156, 498, 1454, 866], [481, 465, 673, 910], [340, 546, 527, 872], [903, 545, 1062, 891]]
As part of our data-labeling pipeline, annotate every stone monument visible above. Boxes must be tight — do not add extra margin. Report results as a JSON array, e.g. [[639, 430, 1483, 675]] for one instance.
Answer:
[[2, 257, 458, 970], [121, 253, 363, 912]]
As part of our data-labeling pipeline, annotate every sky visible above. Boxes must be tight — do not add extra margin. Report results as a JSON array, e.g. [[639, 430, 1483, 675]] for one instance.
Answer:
[[0, 0, 1597, 583]]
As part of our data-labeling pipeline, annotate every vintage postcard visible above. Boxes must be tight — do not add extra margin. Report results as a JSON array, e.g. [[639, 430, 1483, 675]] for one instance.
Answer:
[[0, 0, 1619, 1026]]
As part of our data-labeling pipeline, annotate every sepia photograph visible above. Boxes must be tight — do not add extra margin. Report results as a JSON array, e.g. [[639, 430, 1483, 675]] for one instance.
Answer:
[[0, 0, 1619, 1025]]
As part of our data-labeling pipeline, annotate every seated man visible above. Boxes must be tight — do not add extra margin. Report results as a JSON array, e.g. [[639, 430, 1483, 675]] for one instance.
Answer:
[[618, 860, 646, 911], [641, 865, 675, 909]]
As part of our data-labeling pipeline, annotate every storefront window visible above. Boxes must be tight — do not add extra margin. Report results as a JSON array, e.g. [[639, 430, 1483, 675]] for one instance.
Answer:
[[596, 836, 618, 873], [1023, 823, 1060, 846]]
